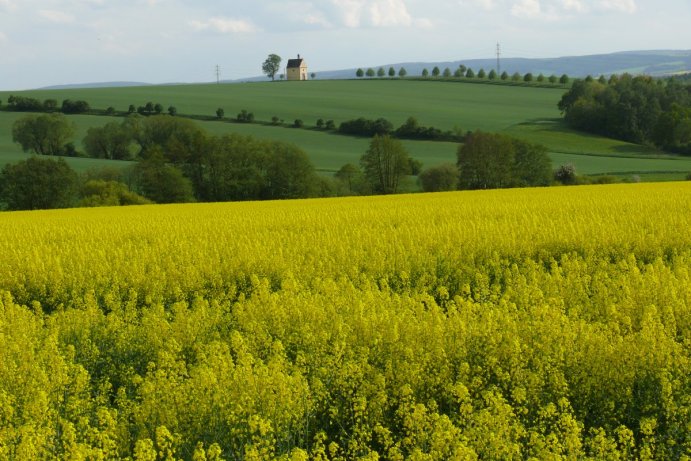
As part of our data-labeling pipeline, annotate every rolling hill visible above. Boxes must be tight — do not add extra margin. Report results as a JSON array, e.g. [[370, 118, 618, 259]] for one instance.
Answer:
[[2, 78, 691, 180]]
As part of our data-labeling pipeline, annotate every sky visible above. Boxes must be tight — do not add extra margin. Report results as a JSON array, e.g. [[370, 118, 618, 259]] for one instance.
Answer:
[[1, 0, 690, 90]]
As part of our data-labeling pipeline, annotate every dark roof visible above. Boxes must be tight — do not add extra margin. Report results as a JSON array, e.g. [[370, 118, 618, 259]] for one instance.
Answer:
[[287, 58, 304, 68]]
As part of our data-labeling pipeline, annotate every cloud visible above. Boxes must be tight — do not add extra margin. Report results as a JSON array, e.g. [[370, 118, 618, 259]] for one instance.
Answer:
[[460, 0, 496, 10], [330, 0, 414, 27], [599, 0, 637, 13], [39, 10, 76, 24], [190, 17, 259, 34], [562, 0, 587, 12], [0, 0, 16, 11], [511, 0, 543, 17], [369, 0, 412, 26]]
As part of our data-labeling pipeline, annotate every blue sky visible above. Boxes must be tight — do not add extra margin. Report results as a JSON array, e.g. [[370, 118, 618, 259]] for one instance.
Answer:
[[1, 0, 689, 90]]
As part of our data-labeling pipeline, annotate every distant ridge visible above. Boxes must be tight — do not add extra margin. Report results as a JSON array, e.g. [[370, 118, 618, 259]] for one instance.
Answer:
[[36, 50, 691, 89], [39, 81, 153, 90], [312, 50, 691, 81]]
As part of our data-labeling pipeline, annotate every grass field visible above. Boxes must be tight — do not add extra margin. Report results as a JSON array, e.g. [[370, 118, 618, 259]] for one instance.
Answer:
[[2, 79, 691, 178]]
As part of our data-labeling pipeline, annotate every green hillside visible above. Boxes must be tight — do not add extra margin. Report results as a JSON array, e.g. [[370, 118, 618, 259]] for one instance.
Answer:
[[2, 80, 691, 179]]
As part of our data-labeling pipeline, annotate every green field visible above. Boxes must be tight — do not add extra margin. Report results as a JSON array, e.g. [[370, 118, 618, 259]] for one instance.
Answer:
[[2, 79, 691, 177]]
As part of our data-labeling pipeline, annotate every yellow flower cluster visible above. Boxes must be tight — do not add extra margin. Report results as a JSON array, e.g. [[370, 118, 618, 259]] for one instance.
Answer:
[[0, 182, 690, 459]]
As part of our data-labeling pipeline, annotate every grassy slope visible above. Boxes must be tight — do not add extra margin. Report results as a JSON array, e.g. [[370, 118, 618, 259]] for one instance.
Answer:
[[2, 80, 691, 177]]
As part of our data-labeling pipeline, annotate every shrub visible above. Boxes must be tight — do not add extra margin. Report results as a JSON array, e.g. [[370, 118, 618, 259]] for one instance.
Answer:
[[237, 110, 254, 123], [293, 119, 304, 128], [339, 117, 393, 137], [419, 163, 459, 192], [555, 163, 578, 185]]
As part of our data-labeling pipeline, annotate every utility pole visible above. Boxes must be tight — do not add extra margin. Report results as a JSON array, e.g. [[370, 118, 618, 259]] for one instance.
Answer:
[[496, 42, 501, 75], [215, 65, 221, 84]]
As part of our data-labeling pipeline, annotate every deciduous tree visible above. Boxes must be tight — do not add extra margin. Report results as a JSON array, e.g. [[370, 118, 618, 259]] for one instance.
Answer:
[[360, 134, 412, 194], [0, 156, 78, 210], [262, 54, 282, 81], [12, 113, 76, 156]]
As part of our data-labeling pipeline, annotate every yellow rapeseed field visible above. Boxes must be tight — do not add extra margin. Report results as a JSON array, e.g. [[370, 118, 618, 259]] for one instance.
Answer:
[[1, 182, 690, 459]]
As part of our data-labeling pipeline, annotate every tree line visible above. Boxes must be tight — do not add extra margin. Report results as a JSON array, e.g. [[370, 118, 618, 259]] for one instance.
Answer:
[[559, 73, 691, 155], [356, 64, 570, 86]]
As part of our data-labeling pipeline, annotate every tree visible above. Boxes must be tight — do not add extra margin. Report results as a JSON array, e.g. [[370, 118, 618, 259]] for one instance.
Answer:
[[398, 67, 407, 78], [477, 69, 486, 79], [356, 68, 365, 78], [334, 163, 363, 194], [388, 67, 396, 77], [442, 68, 452, 78], [501, 71, 509, 80], [560, 74, 570, 85], [548, 74, 558, 84], [83, 121, 134, 160], [360, 135, 412, 194], [60, 99, 90, 114], [457, 131, 514, 189], [422, 68, 429, 78], [457, 131, 551, 189], [432, 66, 441, 77], [524, 73, 534, 82], [264, 142, 319, 199], [512, 72, 522, 81], [132, 150, 195, 203], [377, 67, 386, 77], [167, 106, 177, 116], [0, 156, 78, 210], [454, 68, 463, 78], [216, 108, 225, 119], [418, 163, 459, 192], [488, 70, 498, 80], [366, 68, 376, 77], [12, 113, 76, 156], [465, 68, 475, 78], [262, 54, 282, 81]]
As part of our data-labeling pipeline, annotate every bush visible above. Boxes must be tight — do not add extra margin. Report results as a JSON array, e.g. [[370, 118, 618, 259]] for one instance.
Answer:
[[339, 117, 393, 137], [237, 110, 254, 123], [325, 120, 336, 130], [419, 163, 459, 192], [316, 119, 325, 129], [271, 116, 280, 125], [555, 163, 578, 185], [216, 108, 225, 119], [293, 119, 304, 128], [61, 99, 90, 114]]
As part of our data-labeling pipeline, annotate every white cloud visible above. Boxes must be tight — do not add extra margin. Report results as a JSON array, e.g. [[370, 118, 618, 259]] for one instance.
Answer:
[[0, 31, 7, 43], [369, 0, 412, 26], [461, 0, 496, 10], [330, 0, 414, 27], [190, 17, 258, 34], [39, 10, 76, 24], [599, 0, 637, 13], [511, 0, 542, 17], [0, 0, 16, 11], [562, 0, 587, 12]]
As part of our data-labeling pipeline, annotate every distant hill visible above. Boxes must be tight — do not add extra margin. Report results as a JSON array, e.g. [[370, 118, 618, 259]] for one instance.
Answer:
[[35, 50, 691, 88], [313, 50, 691, 81], [39, 81, 152, 90]]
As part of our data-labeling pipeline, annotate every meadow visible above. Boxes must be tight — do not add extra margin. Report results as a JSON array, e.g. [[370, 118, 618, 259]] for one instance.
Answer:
[[1, 182, 690, 459], [3, 79, 691, 179]]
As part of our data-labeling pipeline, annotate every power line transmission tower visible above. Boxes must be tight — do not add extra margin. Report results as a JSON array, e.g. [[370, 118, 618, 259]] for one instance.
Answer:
[[496, 43, 501, 74], [216, 65, 221, 84]]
